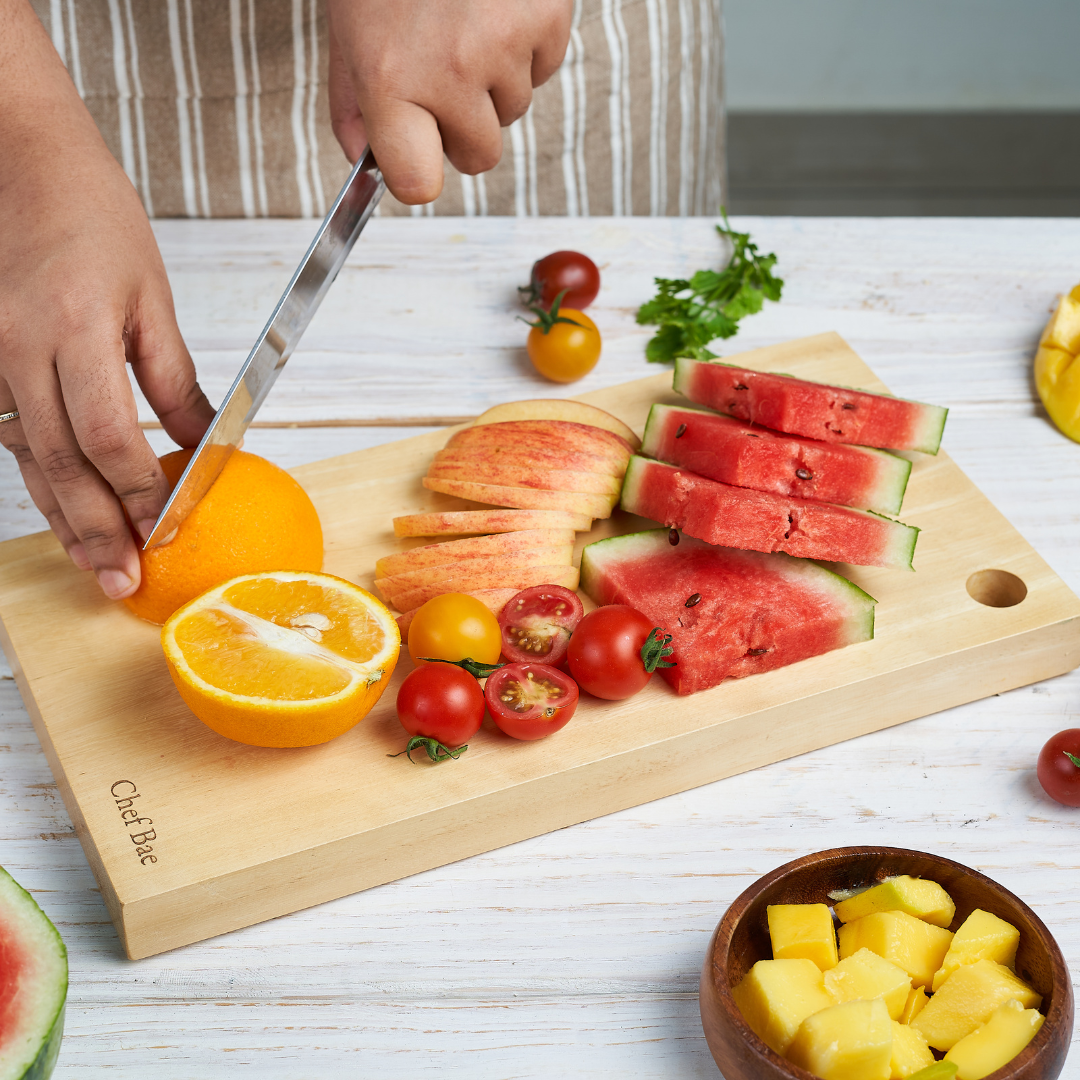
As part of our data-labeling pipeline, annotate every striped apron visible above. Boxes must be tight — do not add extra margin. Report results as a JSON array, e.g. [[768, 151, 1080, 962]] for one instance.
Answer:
[[30, 0, 724, 217]]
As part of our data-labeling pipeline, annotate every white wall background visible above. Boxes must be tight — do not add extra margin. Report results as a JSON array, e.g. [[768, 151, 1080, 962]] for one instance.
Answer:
[[724, 0, 1080, 111]]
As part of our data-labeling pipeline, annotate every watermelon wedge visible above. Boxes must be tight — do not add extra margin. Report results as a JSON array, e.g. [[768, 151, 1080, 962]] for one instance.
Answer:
[[621, 456, 919, 570], [580, 530, 876, 695], [673, 358, 948, 454], [641, 404, 911, 515], [0, 866, 67, 1080]]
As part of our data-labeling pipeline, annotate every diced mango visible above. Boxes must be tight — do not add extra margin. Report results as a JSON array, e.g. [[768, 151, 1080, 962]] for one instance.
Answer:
[[904, 1065, 958, 1080], [824, 948, 911, 1021], [911, 959, 1042, 1051], [839, 910, 953, 989], [768, 903, 839, 971], [890, 1019, 935, 1078], [835, 876, 956, 928], [787, 998, 893, 1080], [931, 909, 1020, 991], [944, 998, 1045, 1080], [731, 958, 835, 1055], [1040, 294, 1080, 354], [899, 985, 929, 1024]]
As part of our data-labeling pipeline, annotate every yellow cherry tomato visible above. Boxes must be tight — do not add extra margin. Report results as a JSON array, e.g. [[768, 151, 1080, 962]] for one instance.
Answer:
[[526, 308, 601, 383], [407, 593, 502, 667]]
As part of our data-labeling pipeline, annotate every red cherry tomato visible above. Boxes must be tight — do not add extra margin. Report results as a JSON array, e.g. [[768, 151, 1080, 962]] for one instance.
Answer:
[[525, 251, 601, 310], [1037, 728, 1080, 806], [484, 663, 579, 741], [396, 663, 485, 749], [567, 605, 672, 701], [499, 584, 585, 666]]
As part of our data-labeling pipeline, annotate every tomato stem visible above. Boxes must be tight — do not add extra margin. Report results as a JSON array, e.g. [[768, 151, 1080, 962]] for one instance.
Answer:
[[421, 657, 506, 679], [1064, 750, 1080, 769], [389, 736, 469, 764], [519, 289, 588, 335], [641, 627, 676, 673]]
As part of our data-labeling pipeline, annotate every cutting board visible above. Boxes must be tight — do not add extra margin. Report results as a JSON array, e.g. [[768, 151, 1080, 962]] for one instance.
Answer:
[[2, 333, 1078, 960]]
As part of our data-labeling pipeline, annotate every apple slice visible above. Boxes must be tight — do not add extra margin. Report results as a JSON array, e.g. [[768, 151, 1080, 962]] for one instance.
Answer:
[[427, 461, 621, 496], [376, 528, 576, 578], [390, 566, 580, 615], [396, 587, 521, 634], [447, 420, 633, 465], [422, 476, 618, 518], [434, 445, 626, 478], [392, 509, 593, 537], [473, 399, 640, 449]]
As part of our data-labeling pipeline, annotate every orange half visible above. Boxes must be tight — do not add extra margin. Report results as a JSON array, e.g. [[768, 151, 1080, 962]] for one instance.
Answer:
[[162, 571, 400, 747]]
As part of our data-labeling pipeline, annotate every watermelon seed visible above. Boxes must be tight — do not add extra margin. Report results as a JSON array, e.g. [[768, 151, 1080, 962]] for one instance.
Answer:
[[685, 593, 701, 607], [842, 402, 856, 410], [748, 648, 768, 656], [795, 467, 812, 480], [734, 383, 748, 391], [668, 528, 680, 545], [675, 423, 687, 438]]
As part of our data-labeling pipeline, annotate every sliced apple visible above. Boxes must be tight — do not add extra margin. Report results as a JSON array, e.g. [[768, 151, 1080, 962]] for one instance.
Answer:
[[447, 420, 633, 465], [427, 461, 621, 496], [422, 476, 618, 518], [390, 565, 580, 615], [396, 587, 521, 634], [434, 445, 626, 478], [376, 529, 576, 578], [392, 509, 593, 537], [473, 399, 640, 449]]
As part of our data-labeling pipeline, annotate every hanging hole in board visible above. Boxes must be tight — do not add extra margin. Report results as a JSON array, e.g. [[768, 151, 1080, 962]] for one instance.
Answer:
[[966, 569, 1027, 608]]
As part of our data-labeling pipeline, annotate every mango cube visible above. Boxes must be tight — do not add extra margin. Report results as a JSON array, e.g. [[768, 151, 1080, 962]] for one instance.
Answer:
[[899, 985, 929, 1025], [787, 998, 893, 1080], [835, 876, 956, 929], [1040, 294, 1080, 354], [730, 958, 835, 1055], [931, 909, 1020, 991], [911, 959, 1042, 1050], [768, 903, 839, 971], [838, 910, 954, 989], [943, 998, 1044, 1080], [824, 947, 911, 1020], [890, 1020, 935, 1078]]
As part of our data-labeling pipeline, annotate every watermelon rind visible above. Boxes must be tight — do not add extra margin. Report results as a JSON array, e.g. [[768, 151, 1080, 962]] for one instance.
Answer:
[[0, 867, 67, 1080]]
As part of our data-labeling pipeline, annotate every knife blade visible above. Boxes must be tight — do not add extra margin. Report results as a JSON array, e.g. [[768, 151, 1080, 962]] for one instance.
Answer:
[[142, 147, 385, 549]]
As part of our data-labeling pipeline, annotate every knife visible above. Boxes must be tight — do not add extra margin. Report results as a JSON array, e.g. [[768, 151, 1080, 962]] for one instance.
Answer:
[[142, 147, 385, 549]]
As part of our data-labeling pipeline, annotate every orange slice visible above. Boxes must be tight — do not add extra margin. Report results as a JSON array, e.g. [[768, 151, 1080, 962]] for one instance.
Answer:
[[162, 571, 399, 747]]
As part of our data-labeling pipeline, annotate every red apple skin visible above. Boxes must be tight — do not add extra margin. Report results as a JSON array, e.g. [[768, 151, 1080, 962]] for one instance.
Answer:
[[447, 420, 633, 465], [422, 476, 617, 518], [433, 445, 625, 478], [376, 529, 576, 578], [390, 566, 580, 615]]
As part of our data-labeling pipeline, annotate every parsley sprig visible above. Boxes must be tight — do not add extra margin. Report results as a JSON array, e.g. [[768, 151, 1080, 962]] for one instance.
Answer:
[[636, 212, 783, 364]]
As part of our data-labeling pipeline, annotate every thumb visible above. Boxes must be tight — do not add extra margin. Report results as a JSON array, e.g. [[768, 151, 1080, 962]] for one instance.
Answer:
[[328, 23, 368, 164]]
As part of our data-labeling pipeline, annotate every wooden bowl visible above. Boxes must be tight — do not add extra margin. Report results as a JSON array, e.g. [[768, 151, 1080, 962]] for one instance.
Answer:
[[700, 847, 1073, 1080]]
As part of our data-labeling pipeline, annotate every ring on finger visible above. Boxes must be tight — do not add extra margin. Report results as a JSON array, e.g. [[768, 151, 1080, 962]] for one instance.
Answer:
[[0, 410, 19, 424]]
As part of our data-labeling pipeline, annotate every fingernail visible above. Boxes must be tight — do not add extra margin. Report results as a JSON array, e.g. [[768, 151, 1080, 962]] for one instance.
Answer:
[[99, 570, 136, 600], [136, 518, 157, 542], [69, 543, 91, 570]]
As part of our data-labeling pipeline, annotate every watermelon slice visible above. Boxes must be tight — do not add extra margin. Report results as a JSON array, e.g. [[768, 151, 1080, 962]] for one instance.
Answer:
[[580, 530, 876, 695], [621, 456, 919, 570], [673, 358, 948, 454], [0, 866, 67, 1080], [641, 403, 911, 515]]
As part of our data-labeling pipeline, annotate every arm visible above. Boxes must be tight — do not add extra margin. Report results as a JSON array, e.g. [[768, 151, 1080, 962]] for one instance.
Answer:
[[0, 0, 213, 598]]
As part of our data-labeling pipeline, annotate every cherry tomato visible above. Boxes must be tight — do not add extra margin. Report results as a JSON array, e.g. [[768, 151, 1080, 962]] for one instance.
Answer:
[[1037, 728, 1080, 806], [485, 662, 579, 741], [526, 308, 601, 383], [396, 663, 485, 748], [408, 592, 501, 667], [525, 250, 601, 310], [499, 584, 584, 666], [567, 604, 661, 700]]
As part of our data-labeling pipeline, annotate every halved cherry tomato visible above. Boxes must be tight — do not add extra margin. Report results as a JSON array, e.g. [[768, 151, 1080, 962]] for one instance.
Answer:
[[1037, 728, 1080, 806], [485, 663, 579, 741], [566, 605, 673, 701], [396, 663, 485, 751], [499, 584, 584, 666], [407, 592, 502, 667], [524, 250, 601, 310], [526, 306, 601, 384]]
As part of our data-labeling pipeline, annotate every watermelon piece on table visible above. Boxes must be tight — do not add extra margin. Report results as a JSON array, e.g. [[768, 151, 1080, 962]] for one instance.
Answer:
[[641, 403, 911, 516], [621, 456, 919, 571], [580, 530, 876, 695], [0, 866, 67, 1080], [673, 358, 948, 454]]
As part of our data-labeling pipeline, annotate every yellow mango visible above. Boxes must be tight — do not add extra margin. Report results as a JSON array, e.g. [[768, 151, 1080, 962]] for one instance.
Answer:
[[931, 909, 1020, 991], [899, 985, 929, 1025], [838, 910, 953, 989], [1040, 294, 1080, 353], [787, 998, 893, 1080], [911, 959, 1042, 1051], [731, 958, 835, 1055], [824, 947, 911, 1021], [944, 999, 1044, 1080], [890, 1020, 935, 1078], [834, 876, 956, 928], [1034, 287, 1080, 443], [768, 903, 839, 971]]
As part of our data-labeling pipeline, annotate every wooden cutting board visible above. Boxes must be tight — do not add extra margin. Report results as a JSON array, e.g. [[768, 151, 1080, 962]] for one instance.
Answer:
[[2, 333, 1078, 960]]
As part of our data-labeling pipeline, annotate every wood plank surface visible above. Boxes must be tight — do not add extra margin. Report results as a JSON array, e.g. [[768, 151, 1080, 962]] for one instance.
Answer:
[[1, 217, 1078, 1077]]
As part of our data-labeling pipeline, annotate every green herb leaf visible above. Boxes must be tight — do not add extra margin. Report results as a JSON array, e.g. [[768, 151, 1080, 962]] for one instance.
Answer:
[[636, 211, 783, 363]]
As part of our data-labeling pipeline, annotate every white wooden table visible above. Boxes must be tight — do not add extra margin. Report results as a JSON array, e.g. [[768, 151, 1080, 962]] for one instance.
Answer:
[[1, 217, 1078, 1078]]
